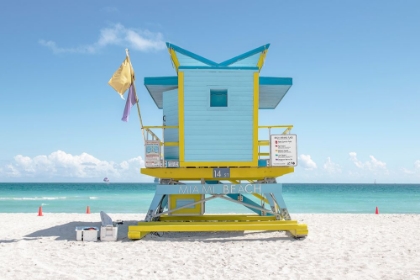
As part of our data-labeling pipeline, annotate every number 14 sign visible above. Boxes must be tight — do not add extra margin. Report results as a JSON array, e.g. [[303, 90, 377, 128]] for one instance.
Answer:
[[213, 168, 230, 178]]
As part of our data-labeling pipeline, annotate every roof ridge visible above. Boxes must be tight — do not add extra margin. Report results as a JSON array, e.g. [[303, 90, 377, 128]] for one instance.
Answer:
[[166, 43, 218, 66], [166, 42, 270, 68], [218, 44, 270, 66]]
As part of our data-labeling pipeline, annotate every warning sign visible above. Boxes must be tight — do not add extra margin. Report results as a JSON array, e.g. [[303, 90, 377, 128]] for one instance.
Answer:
[[270, 134, 298, 167], [145, 140, 161, 167]]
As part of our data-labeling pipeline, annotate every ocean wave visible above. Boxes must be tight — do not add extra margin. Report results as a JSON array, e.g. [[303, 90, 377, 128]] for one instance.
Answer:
[[0, 197, 67, 201], [89, 197, 99, 200]]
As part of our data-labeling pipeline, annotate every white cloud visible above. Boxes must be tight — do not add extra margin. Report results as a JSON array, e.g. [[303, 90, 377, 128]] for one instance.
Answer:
[[38, 40, 96, 54], [401, 160, 420, 175], [402, 168, 415, 175], [0, 150, 148, 182], [349, 152, 387, 171], [349, 152, 363, 168], [370, 156, 387, 169], [323, 157, 341, 174], [39, 23, 166, 54], [299, 154, 317, 170], [3, 164, 20, 177]]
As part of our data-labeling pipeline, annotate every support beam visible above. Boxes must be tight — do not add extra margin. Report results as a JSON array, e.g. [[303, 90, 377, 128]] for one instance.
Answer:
[[158, 215, 282, 221], [141, 166, 294, 180], [132, 182, 307, 240], [128, 220, 308, 240]]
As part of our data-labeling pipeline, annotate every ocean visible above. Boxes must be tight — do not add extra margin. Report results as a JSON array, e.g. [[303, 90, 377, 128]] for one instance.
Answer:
[[0, 183, 419, 214]]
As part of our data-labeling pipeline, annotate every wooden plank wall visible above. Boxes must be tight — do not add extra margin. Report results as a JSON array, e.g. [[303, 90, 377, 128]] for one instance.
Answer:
[[183, 69, 256, 162]]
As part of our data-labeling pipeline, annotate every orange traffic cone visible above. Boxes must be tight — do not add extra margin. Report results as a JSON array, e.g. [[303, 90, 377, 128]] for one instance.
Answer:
[[38, 206, 43, 216], [375, 206, 379, 214], [86, 206, 91, 214]]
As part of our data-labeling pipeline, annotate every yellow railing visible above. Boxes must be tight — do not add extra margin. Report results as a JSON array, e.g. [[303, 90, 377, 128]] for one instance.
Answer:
[[257, 125, 293, 158], [143, 126, 179, 129], [143, 126, 179, 146], [258, 125, 293, 134], [143, 125, 293, 158], [144, 127, 161, 142], [143, 125, 293, 147]]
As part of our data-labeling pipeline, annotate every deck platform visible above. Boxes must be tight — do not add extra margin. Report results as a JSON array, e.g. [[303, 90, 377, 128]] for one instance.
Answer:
[[128, 215, 308, 240]]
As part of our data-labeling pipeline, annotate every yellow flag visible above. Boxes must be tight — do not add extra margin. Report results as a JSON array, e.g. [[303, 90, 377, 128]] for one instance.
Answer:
[[108, 56, 135, 98]]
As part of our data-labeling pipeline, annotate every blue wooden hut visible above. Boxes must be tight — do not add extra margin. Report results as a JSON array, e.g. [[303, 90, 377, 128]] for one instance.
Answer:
[[128, 43, 307, 239]]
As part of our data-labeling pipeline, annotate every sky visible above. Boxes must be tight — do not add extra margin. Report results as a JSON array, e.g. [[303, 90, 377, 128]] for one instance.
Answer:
[[1, 0, 420, 183]]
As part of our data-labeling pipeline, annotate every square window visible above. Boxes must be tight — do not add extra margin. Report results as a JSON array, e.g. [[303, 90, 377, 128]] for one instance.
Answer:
[[210, 89, 228, 107]]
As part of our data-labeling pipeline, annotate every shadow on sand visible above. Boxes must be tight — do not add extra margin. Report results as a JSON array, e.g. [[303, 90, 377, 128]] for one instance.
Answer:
[[143, 231, 296, 243], [23, 220, 139, 242], [7, 220, 299, 243]]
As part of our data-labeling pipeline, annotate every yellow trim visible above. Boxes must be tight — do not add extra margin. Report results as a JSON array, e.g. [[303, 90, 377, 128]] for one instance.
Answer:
[[168, 194, 204, 216], [253, 72, 259, 166], [252, 193, 269, 204], [257, 50, 268, 70], [143, 128, 161, 142], [282, 127, 292, 134], [141, 166, 294, 180], [258, 125, 293, 129], [182, 161, 254, 167], [258, 140, 269, 146], [162, 142, 179, 146], [169, 48, 180, 72], [129, 220, 308, 237], [143, 125, 179, 129], [178, 71, 185, 163], [228, 179, 240, 184], [143, 124, 291, 132], [258, 152, 270, 157], [159, 215, 281, 221], [127, 231, 149, 240]]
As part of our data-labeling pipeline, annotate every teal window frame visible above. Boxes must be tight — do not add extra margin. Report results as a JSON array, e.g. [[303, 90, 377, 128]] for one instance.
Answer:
[[210, 89, 228, 107]]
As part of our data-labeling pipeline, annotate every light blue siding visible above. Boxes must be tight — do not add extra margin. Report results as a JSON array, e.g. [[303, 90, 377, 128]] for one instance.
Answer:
[[143, 76, 293, 110], [176, 52, 210, 67], [163, 89, 179, 160], [183, 69, 256, 162], [226, 52, 260, 67]]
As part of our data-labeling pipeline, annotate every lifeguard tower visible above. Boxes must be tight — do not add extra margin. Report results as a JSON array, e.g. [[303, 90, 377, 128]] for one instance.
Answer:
[[127, 43, 308, 239]]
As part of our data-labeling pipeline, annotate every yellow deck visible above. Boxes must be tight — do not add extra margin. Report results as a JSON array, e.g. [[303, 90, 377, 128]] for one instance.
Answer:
[[141, 166, 294, 180], [128, 215, 308, 240]]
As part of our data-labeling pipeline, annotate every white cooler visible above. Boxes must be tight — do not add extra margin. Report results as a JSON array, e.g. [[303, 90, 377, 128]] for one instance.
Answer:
[[99, 211, 119, 241], [75, 226, 99, 241], [100, 226, 118, 241]]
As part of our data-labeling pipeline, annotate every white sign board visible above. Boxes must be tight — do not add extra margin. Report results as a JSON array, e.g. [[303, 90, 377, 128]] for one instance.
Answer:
[[270, 134, 298, 167], [165, 160, 180, 168], [145, 140, 161, 167]]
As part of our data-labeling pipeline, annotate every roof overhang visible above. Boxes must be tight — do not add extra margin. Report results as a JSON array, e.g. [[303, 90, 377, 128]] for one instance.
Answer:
[[144, 77, 178, 109], [144, 76, 292, 109], [259, 77, 293, 109]]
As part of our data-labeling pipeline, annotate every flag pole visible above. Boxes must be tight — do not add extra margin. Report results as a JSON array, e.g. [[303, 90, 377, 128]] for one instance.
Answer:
[[125, 49, 145, 138]]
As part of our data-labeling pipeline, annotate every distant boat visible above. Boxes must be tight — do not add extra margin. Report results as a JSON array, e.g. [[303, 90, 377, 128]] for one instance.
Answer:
[[103, 177, 110, 183]]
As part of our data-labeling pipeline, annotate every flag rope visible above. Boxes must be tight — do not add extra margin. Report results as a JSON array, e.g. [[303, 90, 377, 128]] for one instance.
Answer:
[[125, 49, 145, 140]]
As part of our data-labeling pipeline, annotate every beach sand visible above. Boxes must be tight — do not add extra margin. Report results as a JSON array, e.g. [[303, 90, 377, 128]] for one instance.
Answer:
[[1, 213, 419, 279]]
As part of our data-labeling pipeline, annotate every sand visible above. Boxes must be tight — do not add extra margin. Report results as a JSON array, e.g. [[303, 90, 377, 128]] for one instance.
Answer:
[[0, 213, 419, 279]]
